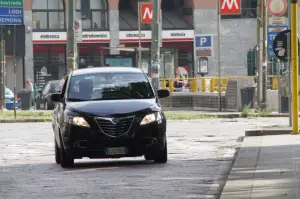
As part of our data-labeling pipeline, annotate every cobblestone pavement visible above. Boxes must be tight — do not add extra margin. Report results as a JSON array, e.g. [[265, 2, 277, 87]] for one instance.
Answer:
[[0, 118, 289, 199]]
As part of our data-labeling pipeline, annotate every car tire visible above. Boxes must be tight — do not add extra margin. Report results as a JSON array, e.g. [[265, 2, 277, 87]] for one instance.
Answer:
[[59, 136, 74, 168], [55, 138, 60, 164], [154, 140, 168, 164]]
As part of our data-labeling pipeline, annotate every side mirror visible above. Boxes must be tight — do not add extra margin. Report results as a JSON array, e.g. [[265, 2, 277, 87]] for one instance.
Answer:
[[55, 86, 62, 93], [51, 93, 61, 103], [38, 89, 42, 93], [157, 89, 170, 99]]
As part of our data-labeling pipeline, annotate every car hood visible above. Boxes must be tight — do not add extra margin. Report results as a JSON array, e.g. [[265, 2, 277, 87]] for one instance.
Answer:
[[66, 99, 158, 116]]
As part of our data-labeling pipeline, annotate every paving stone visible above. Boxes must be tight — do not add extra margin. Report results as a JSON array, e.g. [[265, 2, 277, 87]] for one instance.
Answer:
[[0, 118, 292, 198]]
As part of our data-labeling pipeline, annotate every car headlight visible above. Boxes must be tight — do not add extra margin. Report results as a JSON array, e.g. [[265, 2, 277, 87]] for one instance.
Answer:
[[140, 112, 162, 125], [66, 116, 90, 127]]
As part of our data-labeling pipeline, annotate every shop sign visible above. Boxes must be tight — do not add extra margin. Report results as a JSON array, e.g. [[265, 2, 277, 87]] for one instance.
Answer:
[[119, 30, 194, 42], [32, 31, 110, 43]]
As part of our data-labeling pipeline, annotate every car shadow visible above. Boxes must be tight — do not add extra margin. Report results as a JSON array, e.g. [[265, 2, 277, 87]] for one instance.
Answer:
[[70, 158, 157, 170]]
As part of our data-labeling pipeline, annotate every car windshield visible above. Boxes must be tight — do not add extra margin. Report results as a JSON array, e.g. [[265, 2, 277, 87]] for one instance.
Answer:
[[5, 88, 13, 96], [67, 72, 155, 101]]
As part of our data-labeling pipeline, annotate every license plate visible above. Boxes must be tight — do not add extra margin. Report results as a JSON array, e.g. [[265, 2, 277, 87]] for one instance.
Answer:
[[105, 147, 128, 155]]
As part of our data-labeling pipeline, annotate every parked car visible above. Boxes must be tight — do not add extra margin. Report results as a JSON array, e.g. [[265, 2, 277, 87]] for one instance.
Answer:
[[34, 80, 61, 110], [5, 87, 20, 110], [51, 67, 170, 168]]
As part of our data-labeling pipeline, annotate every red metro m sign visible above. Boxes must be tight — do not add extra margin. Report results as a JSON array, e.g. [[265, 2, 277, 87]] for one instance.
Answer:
[[220, 0, 241, 15]]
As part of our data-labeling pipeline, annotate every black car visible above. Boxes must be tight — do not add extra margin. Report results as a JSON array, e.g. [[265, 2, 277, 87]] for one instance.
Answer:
[[51, 67, 170, 168], [35, 80, 61, 110]]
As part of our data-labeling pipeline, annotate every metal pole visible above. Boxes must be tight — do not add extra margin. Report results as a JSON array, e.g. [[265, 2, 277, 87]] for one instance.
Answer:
[[217, 0, 221, 111], [0, 25, 4, 111], [257, 0, 262, 107], [150, 0, 160, 92], [262, 0, 267, 108], [138, 2, 142, 68], [277, 60, 281, 113], [67, 0, 76, 72], [290, 0, 299, 134], [13, 25, 16, 119], [287, 0, 292, 126]]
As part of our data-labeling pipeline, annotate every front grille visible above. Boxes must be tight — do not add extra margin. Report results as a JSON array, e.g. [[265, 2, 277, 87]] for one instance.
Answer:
[[95, 116, 134, 137]]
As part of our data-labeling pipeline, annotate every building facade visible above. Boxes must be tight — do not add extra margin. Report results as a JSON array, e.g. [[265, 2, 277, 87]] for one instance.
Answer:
[[8, 0, 297, 91]]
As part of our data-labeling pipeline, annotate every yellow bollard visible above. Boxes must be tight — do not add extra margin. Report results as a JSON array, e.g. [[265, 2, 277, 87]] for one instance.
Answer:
[[201, 79, 206, 92], [191, 78, 197, 92], [210, 78, 217, 92], [272, 77, 278, 90], [169, 79, 174, 93], [161, 79, 166, 89]]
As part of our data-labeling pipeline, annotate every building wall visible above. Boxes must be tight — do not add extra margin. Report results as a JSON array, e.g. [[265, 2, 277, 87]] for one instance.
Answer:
[[5, 58, 23, 92], [21, 0, 300, 85], [194, 0, 257, 76]]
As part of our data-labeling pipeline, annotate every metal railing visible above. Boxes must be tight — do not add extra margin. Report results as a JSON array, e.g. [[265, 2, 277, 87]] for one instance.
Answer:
[[159, 75, 279, 93]]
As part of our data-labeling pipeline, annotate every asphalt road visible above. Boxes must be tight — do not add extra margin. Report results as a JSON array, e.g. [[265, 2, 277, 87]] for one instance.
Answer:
[[0, 118, 289, 199]]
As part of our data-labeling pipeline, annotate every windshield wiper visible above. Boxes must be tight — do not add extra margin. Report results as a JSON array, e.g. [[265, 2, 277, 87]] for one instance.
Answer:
[[67, 98, 87, 102]]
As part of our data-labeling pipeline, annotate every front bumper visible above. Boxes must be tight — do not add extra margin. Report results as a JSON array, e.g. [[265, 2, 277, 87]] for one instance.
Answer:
[[61, 121, 166, 159]]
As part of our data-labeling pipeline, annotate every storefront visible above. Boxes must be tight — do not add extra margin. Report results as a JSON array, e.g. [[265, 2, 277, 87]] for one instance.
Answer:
[[32, 31, 110, 88], [119, 30, 194, 78]]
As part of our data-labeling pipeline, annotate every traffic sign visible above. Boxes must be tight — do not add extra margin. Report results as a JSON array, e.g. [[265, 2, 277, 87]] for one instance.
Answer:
[[267, 25, 288, 57], [273, 29, 300, 62], [74, 20, 82, 42], [74, 20, 80, 30], [194, 35, 213, 57], [0, 0, 23, 25], [220, 0, 241, 15], [267, 0, 287, 17]]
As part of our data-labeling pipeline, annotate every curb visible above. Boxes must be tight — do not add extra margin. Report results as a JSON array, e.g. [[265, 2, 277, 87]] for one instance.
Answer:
[[0, 119, 51, 123], [245, 127, 292, 136]]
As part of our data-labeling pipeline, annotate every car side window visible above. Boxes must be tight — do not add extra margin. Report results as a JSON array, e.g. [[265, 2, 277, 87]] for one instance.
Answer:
[[42, 83, 50, 95]]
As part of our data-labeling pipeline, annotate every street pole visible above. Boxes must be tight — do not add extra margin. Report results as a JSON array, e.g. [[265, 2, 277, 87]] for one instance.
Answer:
[[256, 0, 262, 108], [287, 0, 292, 126], [67, 0, 76, 72], [13, 25, 16, 120], [290, 0, 299, 134], [0, 25, 4, 111], [138, 2, 142, 68], [150, 0, 160, 92], [262, 0, 267, 108], [217, 0, 221, 111]]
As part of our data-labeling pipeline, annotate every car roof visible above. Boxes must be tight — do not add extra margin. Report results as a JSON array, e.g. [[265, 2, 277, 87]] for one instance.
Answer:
[[71, 67, 144, 76]]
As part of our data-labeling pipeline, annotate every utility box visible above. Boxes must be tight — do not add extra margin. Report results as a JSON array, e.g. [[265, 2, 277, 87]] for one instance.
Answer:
[[19, 91, 32, 110], [241, 87, 256, 108]]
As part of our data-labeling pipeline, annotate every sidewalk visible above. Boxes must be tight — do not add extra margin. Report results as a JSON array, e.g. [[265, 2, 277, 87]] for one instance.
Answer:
[[220, 135, 300, 199]]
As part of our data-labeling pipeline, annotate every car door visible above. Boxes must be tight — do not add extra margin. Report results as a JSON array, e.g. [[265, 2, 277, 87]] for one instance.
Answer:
[[55, 76, 69, 145], [40, 83, 50, 109]]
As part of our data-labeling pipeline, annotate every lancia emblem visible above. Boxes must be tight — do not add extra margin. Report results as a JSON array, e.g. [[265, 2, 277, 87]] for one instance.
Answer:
[[111, 118, 119, 124]]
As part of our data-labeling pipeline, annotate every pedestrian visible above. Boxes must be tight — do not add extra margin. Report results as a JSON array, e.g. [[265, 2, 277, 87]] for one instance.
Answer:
[[25, 79, 33, 92]]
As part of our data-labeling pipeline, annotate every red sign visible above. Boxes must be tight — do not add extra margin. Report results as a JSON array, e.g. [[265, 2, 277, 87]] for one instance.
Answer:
[[267, 0, 287, 17], [140, 3, 160, 24], [220, 0, 241, 15]]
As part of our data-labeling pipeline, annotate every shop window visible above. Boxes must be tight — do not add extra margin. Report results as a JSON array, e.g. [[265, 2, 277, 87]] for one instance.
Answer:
[[32, 0, 65, 30], [76, 0, 108, 30], [221, 0, 257, 19]]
